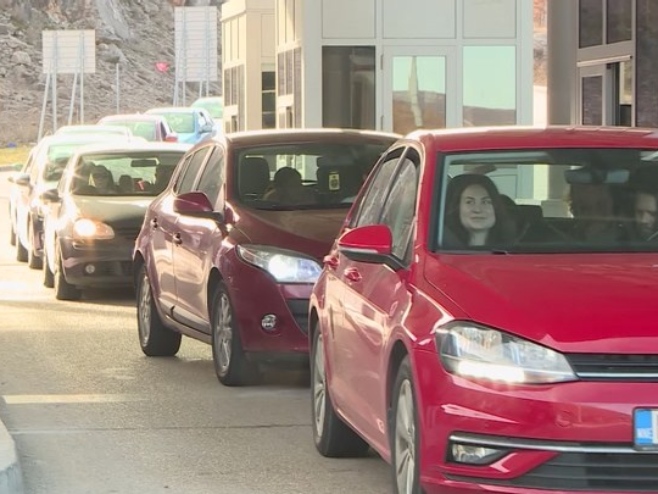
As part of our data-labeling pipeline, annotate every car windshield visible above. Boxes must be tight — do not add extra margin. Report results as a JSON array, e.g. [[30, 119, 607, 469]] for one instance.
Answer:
[[107, 121, 157, 141], [235, 141, 391, 210], [71, 151, 184, 196], [156, 113, 195, 134], [437, 148, 658, 254]]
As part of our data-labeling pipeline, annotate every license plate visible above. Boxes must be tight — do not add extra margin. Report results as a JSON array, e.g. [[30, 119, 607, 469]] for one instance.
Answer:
[[634, 409, 658, 449]]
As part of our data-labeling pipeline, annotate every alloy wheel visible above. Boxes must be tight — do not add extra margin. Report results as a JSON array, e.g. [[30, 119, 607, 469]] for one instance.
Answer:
[[395, 380, 416, 494], [138, 272, 152, 346], [214, 292, 233, 374], [313, 332, 326, 438]]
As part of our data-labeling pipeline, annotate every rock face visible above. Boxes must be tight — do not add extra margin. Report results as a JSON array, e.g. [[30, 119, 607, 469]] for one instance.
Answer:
[[0, 0, 224, 145]]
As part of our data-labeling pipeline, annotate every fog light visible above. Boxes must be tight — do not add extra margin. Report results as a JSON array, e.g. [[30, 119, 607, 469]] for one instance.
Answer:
[[450, 444, 507, 465], [261, 314, 277, 332], [84, 264, 96, 275]]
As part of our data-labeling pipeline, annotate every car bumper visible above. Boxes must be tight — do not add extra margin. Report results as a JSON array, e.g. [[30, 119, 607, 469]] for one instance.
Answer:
[[60, 237, 134, 287], [413, 349, 658, 494], [224, 251, 311, 357]]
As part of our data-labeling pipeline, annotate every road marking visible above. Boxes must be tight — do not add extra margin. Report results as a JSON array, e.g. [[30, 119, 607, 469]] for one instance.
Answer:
[[2, 394, 143, 405]]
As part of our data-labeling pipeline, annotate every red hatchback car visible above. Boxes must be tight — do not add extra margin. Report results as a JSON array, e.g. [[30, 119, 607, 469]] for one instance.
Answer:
[[309, 126, 658, 494], [133, 129, 398, 386]]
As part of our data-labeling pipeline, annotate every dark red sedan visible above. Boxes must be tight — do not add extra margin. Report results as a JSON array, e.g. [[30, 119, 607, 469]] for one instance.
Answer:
[[309, 126, 658, 494], [133, 129, 398, 386]]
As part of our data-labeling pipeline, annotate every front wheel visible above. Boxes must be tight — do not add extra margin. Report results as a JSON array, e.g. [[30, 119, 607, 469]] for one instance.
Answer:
[[311, 326, 370, 457], [27, 222, 42, 270], [9, 218, 16, 246], [391, 357, 422, 494], [136, 265, 181, 356], [54, 249, 81, 301], [210, 283, 258, 386]]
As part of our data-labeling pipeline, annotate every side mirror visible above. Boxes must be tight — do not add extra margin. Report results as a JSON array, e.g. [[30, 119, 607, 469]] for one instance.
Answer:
[[164, 132, 178, 143], [201, 123, 214, 133], [40, 188, 60, 203], [173, 192, 224, 223], [11, 173, 30, 187], [338, 224, 403, 270]]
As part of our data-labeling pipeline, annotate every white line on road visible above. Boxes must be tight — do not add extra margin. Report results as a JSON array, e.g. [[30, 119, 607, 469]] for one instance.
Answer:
[[2, 394, 144, 405]]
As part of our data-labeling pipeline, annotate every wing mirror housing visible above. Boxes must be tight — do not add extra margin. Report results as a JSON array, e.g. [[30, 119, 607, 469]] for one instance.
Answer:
[[173, 192, 224, 223], [40, 188, 60, 203], [10, 172, 30, 186], [337, 224, 403, 270]]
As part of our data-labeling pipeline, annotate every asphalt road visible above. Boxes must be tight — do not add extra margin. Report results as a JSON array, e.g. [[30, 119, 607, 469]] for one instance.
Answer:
[[0, 173, 393, 494]]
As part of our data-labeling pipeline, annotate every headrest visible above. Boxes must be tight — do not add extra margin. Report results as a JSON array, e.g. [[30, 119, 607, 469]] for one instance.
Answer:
[[132, 159, 158, 168]]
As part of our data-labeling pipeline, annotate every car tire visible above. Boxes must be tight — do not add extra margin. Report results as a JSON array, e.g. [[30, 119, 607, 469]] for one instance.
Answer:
[[16, 237, 28, 263], [9, 219, 16, 246], [390, 357, 422, 494], [311, 325, 370, 458], [27, 222, 43, 270], [211, 282, 259, 387], [54, 250, 81, 301], [136, 265, 181, 357], [43, 248, 54, 288]]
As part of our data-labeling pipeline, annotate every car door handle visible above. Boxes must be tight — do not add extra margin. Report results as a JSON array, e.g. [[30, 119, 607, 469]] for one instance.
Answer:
[[344, 268, 362, 283], [173, 233, 182, 245], [150, 218, 158, 229], [323, 255, 339, 271]]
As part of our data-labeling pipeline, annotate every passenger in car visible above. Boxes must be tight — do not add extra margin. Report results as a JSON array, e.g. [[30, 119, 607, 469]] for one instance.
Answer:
[[443, 173, 515, 248], [568, 183, 623, 242], [89, 166, 119, 194], [631, 189, 658, 241], [263, 167, 315, 205]]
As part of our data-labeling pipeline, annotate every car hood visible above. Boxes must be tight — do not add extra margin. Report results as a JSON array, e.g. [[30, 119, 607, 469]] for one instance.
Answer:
[[232, 207, 348, 260], [425, 253, 658, 353], [72, 196, 154, 229]]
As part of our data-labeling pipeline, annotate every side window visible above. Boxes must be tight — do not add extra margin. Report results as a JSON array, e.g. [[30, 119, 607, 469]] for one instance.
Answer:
[[175, 147, 210, 194], [352, 149, 405, 228], [195, 146, 224, 206], [379, 151, 420, 261]]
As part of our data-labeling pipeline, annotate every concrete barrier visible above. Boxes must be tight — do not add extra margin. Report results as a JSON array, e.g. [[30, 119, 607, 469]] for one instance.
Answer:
[[0, 419, 23, 494]]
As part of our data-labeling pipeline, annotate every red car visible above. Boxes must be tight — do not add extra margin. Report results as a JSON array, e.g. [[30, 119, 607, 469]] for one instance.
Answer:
[[133, 129, 398, 386], [309, 126, 658, 494]]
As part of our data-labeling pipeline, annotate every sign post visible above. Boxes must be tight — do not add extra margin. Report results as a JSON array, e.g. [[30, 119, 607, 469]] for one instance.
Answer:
[[174, 7, 219, 106], [39, 30, 96, 139]]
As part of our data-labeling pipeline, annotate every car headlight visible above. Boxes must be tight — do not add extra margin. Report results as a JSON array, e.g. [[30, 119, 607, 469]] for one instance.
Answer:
[[236, 245, 322, 283], [72, 218, 115, 240], [437, 322, 576, 384]]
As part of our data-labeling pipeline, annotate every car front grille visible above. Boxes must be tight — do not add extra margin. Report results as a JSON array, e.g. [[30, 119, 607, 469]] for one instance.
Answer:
[[504, 451, 658, 492], [566, 354, 658, 381]]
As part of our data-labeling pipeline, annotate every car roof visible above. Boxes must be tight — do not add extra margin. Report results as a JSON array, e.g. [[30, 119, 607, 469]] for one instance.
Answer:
[[406, 125, 658, 152], [71, 141, 192, 156], [215, 128, 400, 147], [100, 114, 165, 122]]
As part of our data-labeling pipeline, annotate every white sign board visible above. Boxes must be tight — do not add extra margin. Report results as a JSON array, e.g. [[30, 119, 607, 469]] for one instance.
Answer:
[[42, 30, 96, 75], [175, 6, 219, 82]]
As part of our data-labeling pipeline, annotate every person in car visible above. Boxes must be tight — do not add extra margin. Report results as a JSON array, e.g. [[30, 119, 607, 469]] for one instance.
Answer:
[[443, 173, 515, 248], [631, 189, 658, 241], [568, 183, 623, 242], [89, 166, 118, 194], [263, 167, 315, 205]]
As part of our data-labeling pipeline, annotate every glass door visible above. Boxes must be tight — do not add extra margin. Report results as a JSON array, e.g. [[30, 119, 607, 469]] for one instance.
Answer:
[[382, 46, 456, 134]]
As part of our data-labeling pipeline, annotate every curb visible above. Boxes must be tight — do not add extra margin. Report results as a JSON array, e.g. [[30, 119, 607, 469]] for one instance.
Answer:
[[0, 418, 23, 494]]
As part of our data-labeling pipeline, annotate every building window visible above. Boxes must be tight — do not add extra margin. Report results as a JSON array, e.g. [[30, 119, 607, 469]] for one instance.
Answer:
[[614, 60, 633, 126], [223, 65, 245, 131], [581, 76, 603, 125], [636, 0, 658, 127], [262, 71, 276, 129], [322, 46, 376, 130], [276, 47, 302, 128], [606, 0, 632, 44], [463, 46, 516, 126], [579, 0, 603, 48]]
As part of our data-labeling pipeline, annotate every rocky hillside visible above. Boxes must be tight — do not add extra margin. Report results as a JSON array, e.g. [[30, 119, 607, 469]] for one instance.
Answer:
[[0, 0, 223, 145]]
